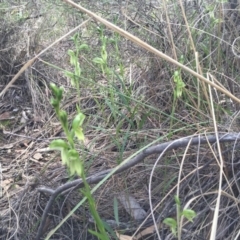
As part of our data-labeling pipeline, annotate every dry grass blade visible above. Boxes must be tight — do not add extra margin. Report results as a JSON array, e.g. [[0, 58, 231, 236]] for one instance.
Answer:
[[207, 74, 224, 240], [177, 137, 193, 240]]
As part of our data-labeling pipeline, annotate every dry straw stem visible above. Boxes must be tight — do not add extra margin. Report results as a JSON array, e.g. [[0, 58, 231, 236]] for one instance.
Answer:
[[63, 0, 240, 104], [208, 75, 224, 240], [178, 0, 210, 108], [0, 18, 91, 98]]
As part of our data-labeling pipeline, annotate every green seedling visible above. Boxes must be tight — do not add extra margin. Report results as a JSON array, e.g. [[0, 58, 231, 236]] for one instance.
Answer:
[[65, 33, 89, 97], [49, 83, 109, 239], [49, 33, 110, 239], [170, 55, 186, 130], [93, 26, 111, 76], [163, 195, 196, 238]]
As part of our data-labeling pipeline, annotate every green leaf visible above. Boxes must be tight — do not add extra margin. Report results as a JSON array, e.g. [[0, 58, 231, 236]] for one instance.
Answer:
[[70, 33, 79, 45], [102, 221, 118, 239], [182, 209, 196, 222], [50, 98, 59, 109], [50, 83, 63, 101], [61, 148, 69, 164], [72, 113, 85, 141], [93, 57, 104, 64], [101, 49, 108, 62], [64, 71, 75, 79], [56, 87, 64, 100], [49, 139, 69, 150], [68, 149, 83, 176], [163, 218, 177, 236], [50, 83, 58, 96], [180, 55, 184, 64], [64, 71, 78, 87], [75, 62, 81, 77], [174, 195, 181, 206], [102, 36, 108, 46], [68, 50, 76, 66], [79, 44, 89, 51], [109, 38, 115, 44], [173, 71, 185, 98], [49, 140, 70, 165], [68, 149, 79, 159], [163, 218, 177, 227], [70, 129, 75, 139], [72, 113, 85, 129], [173, 70, 179, 82], [59, 110, 68, 126], [75, 128, 85, 141], [88, 229, 104, 239]]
